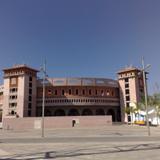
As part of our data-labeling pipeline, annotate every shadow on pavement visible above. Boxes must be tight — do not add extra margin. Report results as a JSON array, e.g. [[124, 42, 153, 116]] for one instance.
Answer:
[[1, 143, 160, 159]]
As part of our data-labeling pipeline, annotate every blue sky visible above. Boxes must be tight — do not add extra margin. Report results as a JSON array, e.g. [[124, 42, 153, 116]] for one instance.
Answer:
[[0, 0, 160, 94]]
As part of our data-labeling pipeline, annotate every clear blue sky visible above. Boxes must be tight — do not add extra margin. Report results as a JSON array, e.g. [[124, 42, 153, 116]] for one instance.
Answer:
[[0, 0, 160, 94]]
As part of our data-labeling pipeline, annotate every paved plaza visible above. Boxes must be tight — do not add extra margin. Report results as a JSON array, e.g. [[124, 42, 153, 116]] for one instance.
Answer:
[[1, 125, 160, 159]]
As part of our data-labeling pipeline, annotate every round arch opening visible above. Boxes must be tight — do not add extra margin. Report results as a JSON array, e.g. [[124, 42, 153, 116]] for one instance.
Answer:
[[68, 109, 80, 116], [82, 109, 93, 116], [107, 109, 116, 122], [96, 109, 105, 115], [45, 110, 52, 116], [54, 109, 66, 116]]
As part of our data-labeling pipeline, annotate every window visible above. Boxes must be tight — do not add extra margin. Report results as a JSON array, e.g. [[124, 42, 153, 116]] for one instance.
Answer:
[[29, 76, 32, 82], [29, 96, 32, 101], [29, 88, 32, 94], [140, 88, 143, 93], [10, 95, 17, 99], [82, 89, 85, 95], [9, 96, 12, 99], [126, 102, 130, 107], [101, 90, 104, 96], [125, 83, 129, 88], [11, 110, 16, 115], [10, 88, 18, 93], [28, 103, 32, 109], [126, 96, 130, 101], [125, 78, 129, 83], [76, 89, 78, 95], [111, 91, 114, 96], [55, 90, 58, 95], [106, 90, 110, 96], [69, 89, 72, 95], [48, 89, 52, 95], [29, 83, 32, 88], [62, 90, 65, 95], [28, 110, 31, 116], [95, 90, 98, 95], [125, 89, 130, 95], [9, 103, 17, 108], [89, 89, 92, 95]]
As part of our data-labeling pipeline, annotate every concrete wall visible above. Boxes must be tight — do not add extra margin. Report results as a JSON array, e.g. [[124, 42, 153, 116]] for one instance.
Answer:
[[129, 77, 138, 103], [118, 80, 125, 122], [17, 76, 25, 117], [2, 116, 112, 130]]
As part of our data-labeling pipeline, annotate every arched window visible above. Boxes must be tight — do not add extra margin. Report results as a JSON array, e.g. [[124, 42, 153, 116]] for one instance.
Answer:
[[11, 110, 15, 115], [62, 89, 65, 95], [76, 89, 79, 95], [55, 90, 58, 95]]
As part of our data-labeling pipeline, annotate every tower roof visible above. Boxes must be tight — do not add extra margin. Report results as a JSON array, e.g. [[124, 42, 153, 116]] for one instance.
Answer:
[[3, 64, 39, 73], [117, 67, 141, 74]]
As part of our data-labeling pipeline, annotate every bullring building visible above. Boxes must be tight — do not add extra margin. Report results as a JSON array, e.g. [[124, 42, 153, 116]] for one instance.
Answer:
[[0, 64, 145, 123]]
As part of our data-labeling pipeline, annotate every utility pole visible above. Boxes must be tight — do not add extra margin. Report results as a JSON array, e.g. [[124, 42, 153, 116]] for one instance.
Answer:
[[142, 57, 151, 136], [41, 61, 46, 138]]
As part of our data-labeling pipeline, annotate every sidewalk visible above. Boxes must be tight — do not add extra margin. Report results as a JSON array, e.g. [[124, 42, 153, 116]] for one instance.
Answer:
[[1, 124, 160, 139]]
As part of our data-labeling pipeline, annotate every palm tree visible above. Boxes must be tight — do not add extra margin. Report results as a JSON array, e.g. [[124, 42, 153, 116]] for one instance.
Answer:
[[125, 107, 131, 124], [134, 101, 145, 123], [125, 104, 142, 124]]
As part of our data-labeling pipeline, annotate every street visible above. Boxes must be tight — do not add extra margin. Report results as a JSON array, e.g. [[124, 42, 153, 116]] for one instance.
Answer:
[[0, 125, 160, 159]]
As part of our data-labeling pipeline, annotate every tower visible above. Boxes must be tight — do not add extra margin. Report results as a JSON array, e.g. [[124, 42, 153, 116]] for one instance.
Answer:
[[3, 65, 38, 119], [117, 67, 144, 122], [0, 85, 3, 121]]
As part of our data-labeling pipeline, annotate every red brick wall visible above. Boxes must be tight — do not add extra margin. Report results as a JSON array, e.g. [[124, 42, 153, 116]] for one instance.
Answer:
[[3, 116, 112, 130]]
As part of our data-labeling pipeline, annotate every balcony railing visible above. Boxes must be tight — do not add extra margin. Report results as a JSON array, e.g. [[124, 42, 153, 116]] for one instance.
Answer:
[[37, 97, 120, 106]]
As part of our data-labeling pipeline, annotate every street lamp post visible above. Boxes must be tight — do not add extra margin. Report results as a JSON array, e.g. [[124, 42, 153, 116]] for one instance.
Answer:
[[41, 62, 46, 138], [142, 57, 151, 136]]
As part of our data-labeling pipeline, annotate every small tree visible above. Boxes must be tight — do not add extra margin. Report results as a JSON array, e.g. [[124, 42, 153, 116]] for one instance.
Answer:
[[134, 102, 145, 122], [150, 93, 160, 125], [125, 106, 136, 124], [125, 107, 131, 124]]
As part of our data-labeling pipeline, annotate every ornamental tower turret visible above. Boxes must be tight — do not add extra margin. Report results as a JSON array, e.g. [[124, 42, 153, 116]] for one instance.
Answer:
[[3, 65, 38, 119], [117, 67, 144, 122]]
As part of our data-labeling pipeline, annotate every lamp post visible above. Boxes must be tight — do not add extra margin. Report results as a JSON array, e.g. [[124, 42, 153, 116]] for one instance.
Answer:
[[41, 61, 46, 138], [142, 57, 151, 136]]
